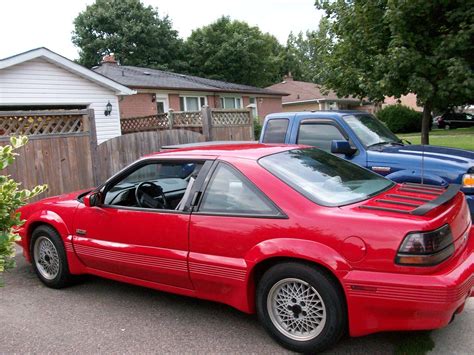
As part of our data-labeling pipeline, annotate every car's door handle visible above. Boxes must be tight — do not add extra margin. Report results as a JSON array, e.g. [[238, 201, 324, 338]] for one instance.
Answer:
[[76, 229, 87, 236]]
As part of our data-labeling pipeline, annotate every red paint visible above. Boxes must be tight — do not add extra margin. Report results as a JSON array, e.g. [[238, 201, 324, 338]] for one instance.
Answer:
[[16, 144, 474, 338], [342, 237, 367, 262]]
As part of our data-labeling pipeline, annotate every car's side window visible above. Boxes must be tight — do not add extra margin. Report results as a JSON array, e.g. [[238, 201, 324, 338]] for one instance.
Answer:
[[199, 163, 280, 216], [104, 160, 203, 211], [297, 123, 346, 151], [262, 118, 289, 143]]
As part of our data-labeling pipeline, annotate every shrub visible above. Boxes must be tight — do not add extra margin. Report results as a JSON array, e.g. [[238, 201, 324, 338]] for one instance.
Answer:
[[376, 105, 423, 133], [0, 136, 47, 285], [254, 117, 263, 140]]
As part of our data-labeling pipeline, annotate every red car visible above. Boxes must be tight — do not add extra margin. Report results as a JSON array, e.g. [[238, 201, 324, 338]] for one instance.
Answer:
[[17, 144, 473, 353]]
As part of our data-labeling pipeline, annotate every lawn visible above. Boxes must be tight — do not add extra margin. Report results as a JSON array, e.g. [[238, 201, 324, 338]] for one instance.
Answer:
[[399, 127, 474, 151]]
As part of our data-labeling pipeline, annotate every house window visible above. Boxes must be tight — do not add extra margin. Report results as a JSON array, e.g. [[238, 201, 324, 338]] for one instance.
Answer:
[[248, 97, 258, 118], [179, 96, 207, 111], [157, 101, 165, 113], [220, 97, 243, 109], [326, 101, 338, 110]]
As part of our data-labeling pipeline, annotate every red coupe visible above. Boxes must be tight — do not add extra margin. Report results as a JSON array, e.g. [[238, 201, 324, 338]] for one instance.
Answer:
[[17, 144, 473, 353]]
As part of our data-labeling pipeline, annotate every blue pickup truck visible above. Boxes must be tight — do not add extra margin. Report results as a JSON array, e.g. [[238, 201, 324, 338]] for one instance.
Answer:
[[259, 111, 474, 217]]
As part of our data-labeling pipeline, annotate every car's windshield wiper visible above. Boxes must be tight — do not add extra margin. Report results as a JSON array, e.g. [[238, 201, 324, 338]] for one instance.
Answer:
[[367, 141, 403, 149]]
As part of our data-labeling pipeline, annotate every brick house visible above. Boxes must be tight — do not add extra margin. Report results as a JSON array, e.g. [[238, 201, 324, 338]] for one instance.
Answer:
[[383, 93, 423, 112], [93, 55, 287, 122], [266, 74, 374, 113]]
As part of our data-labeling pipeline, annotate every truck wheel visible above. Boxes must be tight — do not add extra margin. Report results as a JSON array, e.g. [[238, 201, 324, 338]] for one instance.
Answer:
[[31, 225, 72, 289], [444, 124, 450, 130], [256, 262, 346, 353]]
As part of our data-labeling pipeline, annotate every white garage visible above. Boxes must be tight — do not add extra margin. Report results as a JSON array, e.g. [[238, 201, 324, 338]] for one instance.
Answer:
[[0, 47, 134, 143]]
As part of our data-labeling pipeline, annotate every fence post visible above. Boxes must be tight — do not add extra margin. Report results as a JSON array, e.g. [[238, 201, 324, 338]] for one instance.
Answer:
[[87, 109, 100, 186], [168, 109, 174, 129], [248, 108, 255, 140], [201, 105, 212, 141]]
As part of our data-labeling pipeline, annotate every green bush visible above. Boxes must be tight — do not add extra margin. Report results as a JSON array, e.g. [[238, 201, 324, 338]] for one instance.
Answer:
[[0, 136, 47, 285], [254, 117, 262, 140], [376, 105, 423, 133]]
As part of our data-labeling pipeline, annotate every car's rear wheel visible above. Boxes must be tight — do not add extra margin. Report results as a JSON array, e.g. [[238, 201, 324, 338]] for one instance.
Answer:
[[31, 225, 72, 288], [256, 262, 346, 353]]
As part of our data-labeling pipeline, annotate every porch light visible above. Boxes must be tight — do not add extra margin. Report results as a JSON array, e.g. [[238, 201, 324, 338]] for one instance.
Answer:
[[104, 101, 112, 116]]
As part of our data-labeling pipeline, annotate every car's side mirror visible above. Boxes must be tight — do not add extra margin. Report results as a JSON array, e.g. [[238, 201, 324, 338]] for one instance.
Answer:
[[331, 140, 357, 156], [83, 192, 102, 207]]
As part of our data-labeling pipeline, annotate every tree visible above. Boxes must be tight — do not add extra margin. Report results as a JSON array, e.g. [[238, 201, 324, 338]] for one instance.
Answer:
[[0, 137, 47, 285], [282, 19, 331, 83], [315, 0, 474, 144], [184, 16, 284, 87], [72, 0, 184, 69]]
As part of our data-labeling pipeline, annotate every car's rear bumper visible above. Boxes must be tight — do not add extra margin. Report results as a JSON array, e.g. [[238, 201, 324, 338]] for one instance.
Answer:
[[343, 227, 474, 337]]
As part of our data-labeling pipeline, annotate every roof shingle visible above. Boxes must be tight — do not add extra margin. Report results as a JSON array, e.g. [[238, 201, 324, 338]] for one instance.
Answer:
[[93, 63, 287, 96], [266, 79, 360, 103]]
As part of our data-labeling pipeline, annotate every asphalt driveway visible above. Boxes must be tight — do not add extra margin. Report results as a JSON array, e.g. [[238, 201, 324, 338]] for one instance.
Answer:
[[0, 249, 472, 354]]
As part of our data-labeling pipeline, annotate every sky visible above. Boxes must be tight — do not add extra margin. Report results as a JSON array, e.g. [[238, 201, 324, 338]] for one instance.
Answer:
[[0, 0, 323, 60]]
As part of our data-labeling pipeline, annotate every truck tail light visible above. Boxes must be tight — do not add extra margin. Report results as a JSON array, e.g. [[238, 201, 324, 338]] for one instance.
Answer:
[[395, 224, 454, 266]]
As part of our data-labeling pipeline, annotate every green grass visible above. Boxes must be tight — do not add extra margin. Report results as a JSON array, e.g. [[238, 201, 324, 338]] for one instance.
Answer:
[[399, 127, 474, 151]]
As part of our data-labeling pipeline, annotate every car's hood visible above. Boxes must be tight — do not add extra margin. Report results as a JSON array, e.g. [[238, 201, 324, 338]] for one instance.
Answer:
[[381, 144, 474, 164], [18, 189, 91, 218], [34, 189, 92, 204]]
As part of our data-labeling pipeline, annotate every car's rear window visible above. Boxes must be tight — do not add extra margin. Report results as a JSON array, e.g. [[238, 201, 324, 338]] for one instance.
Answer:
[[259, 148, 394, 207]]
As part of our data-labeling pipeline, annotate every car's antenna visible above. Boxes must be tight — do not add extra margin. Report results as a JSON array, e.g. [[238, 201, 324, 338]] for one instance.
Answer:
[[421, 142, 425, 185]]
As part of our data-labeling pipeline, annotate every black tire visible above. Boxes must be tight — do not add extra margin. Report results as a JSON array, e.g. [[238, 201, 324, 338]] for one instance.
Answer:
[[256, 262, 346, 353], [30, 225, 72, 288]]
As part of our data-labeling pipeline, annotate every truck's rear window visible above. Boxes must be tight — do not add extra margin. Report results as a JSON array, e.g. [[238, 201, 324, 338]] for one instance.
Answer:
[[262, 118, 289, 143], [259, 148, 394, 206]]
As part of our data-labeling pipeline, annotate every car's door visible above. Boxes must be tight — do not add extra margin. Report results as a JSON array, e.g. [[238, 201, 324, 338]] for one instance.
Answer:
[[188, 161, 285, 298], [72, 158, 212, 289], [293, 118, 366, 165]]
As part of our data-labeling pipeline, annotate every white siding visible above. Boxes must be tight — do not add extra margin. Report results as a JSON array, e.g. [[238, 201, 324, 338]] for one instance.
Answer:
[[0, 58, 121, 143]]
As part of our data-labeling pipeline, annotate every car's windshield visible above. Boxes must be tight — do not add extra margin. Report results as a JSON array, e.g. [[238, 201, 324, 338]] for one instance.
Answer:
[[259, 148, 394, 206], [343, 114, 401, 148]]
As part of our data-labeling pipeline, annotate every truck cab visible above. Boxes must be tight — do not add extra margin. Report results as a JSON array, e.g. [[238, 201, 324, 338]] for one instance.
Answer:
[[259, 111, 474, 217]]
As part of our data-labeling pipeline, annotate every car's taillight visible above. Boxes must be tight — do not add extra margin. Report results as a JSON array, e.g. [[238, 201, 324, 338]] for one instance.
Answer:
[[395, 224, 454, 266]]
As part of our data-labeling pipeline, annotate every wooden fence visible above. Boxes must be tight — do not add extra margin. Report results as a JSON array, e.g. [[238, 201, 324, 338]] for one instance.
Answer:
[[120, 107, 255, 141], [0, 109, 98, 199], [1, 107, 254, 199], [95, 129, 205, 183]]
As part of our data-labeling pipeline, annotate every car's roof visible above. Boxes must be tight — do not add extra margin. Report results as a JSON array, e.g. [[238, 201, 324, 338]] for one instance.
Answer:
[[145, 143, 302, 160], [265, 110, 368, 120]]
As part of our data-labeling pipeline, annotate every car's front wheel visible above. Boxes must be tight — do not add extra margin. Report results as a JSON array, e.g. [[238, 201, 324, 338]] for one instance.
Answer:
[[256, 262, 346, 353], [31, 225, 72, 288]]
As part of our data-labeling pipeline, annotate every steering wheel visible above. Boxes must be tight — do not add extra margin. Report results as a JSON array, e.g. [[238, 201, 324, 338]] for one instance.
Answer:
[[135, 181, 169, 209]]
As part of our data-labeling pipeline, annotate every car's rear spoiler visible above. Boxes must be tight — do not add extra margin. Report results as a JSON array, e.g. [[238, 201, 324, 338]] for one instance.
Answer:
[[360, 183, 461, 216]]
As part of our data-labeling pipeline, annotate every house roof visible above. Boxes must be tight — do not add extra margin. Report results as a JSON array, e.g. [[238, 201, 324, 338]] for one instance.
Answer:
[[266, 78, 361, 104], [0, 47, 135, 95], [93, 63, 287, 96]]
